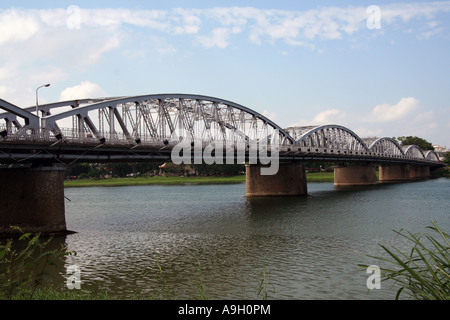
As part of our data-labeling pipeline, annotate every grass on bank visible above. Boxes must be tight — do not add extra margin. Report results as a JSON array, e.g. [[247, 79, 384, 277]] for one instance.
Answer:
[[64, 166, 450, 188], [64, 172, 336, 188], [64, 174, 247, 187], [360, 221, 450, 300]]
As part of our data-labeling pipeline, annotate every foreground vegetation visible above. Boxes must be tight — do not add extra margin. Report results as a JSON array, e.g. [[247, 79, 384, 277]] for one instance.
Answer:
[[361, 221, 449, 300], [431, 166, 450, 178]]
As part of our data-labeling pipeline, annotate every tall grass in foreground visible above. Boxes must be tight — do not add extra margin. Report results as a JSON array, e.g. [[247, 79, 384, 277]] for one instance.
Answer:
[[361, 221, 449, 300], [0, 226, 76, 300]]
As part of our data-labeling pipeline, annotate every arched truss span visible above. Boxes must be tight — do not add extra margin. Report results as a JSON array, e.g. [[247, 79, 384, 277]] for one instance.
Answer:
[[42, 94, 296, 146], [424, 150, 439, 161], [402, 145, 425, 159], [25, 97, 121, 115], [368, 137, 404, 157], [0, 99, 39, 132], [0, 98, 118, 133], [0, 94, 443, 165], [293, 125, 369, 153]]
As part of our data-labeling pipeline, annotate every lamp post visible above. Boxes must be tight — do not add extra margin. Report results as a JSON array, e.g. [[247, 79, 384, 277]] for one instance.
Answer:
[[36, 83, 50, 132]]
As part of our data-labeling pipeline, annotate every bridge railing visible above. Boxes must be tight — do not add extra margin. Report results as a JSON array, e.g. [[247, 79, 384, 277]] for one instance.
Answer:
[[277, 145, 442, 165], [0, 125, 443, 165], [0, 124, 44, 142], [280, 145, 405, 158]]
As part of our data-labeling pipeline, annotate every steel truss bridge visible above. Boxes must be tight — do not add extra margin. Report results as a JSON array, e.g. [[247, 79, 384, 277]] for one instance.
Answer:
[[0, 94, 443, 167]]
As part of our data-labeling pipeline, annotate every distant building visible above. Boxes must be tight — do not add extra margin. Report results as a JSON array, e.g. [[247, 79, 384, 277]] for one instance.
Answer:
[[433, 145, 449, 161]]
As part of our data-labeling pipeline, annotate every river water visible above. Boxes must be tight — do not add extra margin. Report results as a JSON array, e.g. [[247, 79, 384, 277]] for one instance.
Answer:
[[56, 177, 449, 300]]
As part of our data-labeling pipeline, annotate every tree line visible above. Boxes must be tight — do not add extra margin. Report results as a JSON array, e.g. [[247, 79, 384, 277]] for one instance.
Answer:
[[395, 136, 434, 150], [65, 162, 246, 179], [60, 135, 447, 179]]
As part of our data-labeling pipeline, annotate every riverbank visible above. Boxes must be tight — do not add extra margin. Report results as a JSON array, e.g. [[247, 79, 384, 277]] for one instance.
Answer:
[[64, 172, 335, 187]]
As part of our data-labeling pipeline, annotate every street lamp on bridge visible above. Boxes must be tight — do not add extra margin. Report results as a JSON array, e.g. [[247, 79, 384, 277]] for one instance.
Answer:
[[36, 83, 50, 131]]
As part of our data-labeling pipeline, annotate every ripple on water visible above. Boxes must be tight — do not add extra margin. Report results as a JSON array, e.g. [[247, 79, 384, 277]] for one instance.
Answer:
[[59, 179, 450, 299]]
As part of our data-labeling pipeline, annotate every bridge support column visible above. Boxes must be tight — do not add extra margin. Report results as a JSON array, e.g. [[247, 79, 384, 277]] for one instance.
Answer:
[[245, 163, 307, 197], [334, 164, 378, 187], [378, 164, 411, 182], [409, 166, 430, 180], [0, 166, 69, 237]]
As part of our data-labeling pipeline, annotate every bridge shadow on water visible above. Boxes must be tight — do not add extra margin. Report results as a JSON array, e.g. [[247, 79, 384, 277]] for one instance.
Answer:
[[243, 181, 394, 216]]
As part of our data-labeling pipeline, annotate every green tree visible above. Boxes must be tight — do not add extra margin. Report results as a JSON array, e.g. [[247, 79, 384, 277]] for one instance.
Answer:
[[65, 163, 90, 177], [397, 136, 434, 150], [444, 152, 450, 164]]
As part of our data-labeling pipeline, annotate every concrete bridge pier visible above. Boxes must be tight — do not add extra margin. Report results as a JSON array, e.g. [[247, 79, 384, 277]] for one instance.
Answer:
[[245, 163, 307, 197], [0, 166, 69, 237], [409, 165, 430, 180], [333, 164, 378, 187], [379, 164, 431, 182], [378, 164, 410, 182]]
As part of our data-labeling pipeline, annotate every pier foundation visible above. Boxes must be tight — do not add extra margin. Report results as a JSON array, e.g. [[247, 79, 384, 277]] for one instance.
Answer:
[[409, 165, 430, 180], [334, 164, 378, 187], [378, 164, 410, 182], [245, 163, 307, 197], [0, 166, 68, 237]]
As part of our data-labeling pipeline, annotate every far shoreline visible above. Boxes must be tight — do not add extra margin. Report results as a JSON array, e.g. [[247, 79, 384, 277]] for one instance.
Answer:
[[64, 172, 336, 188]]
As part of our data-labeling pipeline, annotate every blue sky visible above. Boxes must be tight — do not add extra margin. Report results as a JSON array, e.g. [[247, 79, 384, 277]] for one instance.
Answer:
[[1, 1, 449, 147]]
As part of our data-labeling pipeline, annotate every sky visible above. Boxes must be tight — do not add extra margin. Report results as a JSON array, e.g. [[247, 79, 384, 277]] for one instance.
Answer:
[[1, 0, 449, 147]]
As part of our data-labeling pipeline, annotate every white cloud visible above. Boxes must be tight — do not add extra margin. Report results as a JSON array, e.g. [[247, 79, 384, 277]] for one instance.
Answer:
[[353, 127, 384, 138], [418, 21, 444, 39], [262, 110, 276, 121], [197, 28, 229, 48], [170, 8, 202, 35], [0, 85, 8, 96], [381, 2, 450, 24], [197, 27, 241, 48], [1, 3, 448, 55], [195, 3, 449, 47], [288, 97, 437, 137], [0, 3, 449, 121], [313, 109, 344, 124], [368, 97, 420, 122], [289, 108, 348, 127], [85, 35, 121, 65], [0, 9, 40, 45], [60, 81, 107, 101]]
